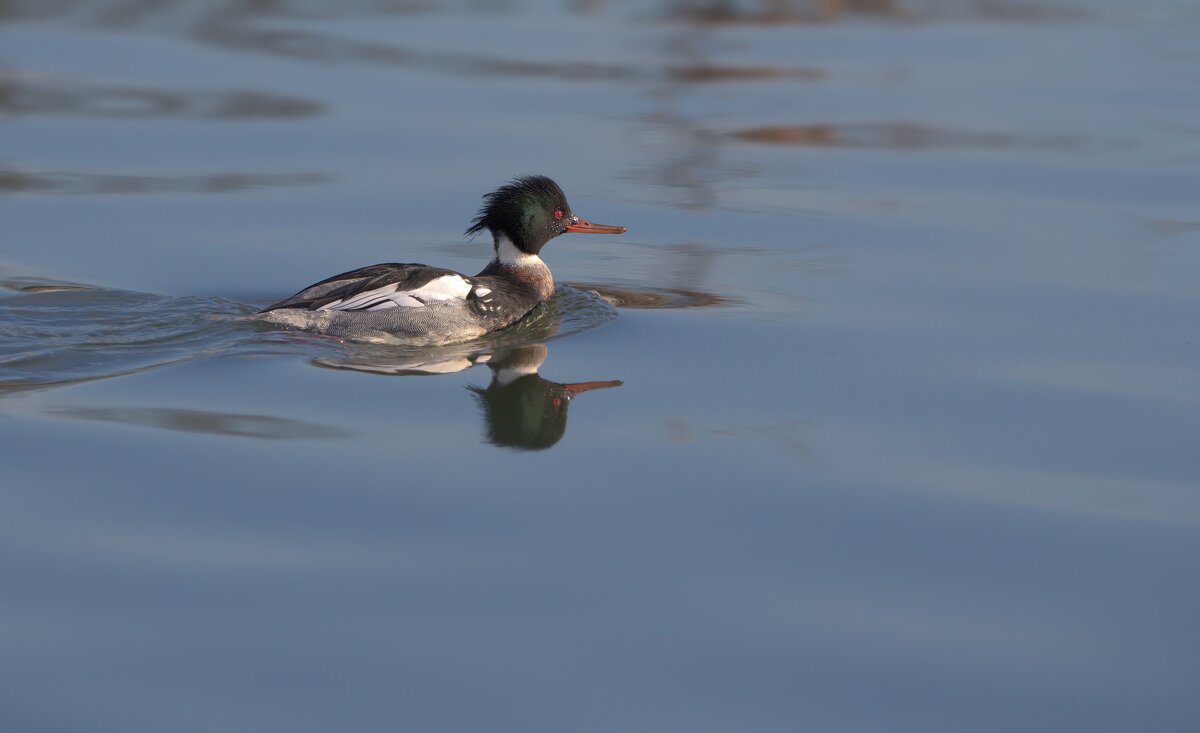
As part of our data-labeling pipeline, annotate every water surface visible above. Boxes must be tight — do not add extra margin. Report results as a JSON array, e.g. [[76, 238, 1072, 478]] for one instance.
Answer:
[[2, 2, 1199, 731]]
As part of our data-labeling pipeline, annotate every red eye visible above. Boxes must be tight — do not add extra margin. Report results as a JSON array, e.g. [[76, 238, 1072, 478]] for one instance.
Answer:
[[554, 209, 563, 220]]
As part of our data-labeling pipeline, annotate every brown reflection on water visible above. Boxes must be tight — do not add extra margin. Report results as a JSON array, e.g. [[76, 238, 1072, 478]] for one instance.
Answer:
[[668, 65, 825, 83], [667, 0, 1081, 24], [634, 1, 1093, 209], [0, 0, 1095, 214], [0, 2, 820, 85], [672, 0, 906, 25], [193, 13, 818, 85], [47, 405, 349, 440], [729, 122, 1087, 152], [0, 167, 329, 196], [0, 0, 1082, 29], [0, 77, 323, 119]]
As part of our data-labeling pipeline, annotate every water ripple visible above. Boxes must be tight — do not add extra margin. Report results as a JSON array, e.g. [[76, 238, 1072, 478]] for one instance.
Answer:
[[0, 277, 728, 395], [0, 280, 254, 393]]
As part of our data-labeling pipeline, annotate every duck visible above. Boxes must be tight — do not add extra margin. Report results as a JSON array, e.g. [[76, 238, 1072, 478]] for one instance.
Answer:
[[254, 175, 625, 344], [312, 343, 623, 450]]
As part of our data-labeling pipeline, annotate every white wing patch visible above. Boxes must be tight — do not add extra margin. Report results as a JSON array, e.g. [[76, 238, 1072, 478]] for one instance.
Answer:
[[472, 285, 499, 314], [318, 275, 473, 312], [413, 275, 474, 300]]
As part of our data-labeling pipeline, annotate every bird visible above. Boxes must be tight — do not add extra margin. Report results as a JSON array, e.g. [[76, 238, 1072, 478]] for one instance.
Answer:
[[312, 343, 623, 450], [254, 175, 625, 344]]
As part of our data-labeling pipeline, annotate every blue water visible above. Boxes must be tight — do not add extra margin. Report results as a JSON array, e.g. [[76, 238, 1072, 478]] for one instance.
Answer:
[[2, 2, 1199, 731]]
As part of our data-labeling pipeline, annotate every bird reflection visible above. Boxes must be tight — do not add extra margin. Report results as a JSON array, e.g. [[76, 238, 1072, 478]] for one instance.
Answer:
[[313, 343, 621, 451]]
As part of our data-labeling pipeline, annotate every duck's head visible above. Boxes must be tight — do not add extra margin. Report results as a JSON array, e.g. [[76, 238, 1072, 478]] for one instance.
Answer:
[[465, 175, 625, 257]]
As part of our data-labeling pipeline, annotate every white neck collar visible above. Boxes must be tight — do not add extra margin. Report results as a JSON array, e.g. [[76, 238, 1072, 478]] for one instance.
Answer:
[[493, 234, 544, 268]]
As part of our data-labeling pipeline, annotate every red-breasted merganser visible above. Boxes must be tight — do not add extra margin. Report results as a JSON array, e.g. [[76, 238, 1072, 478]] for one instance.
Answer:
[[255, 175, 625, 344]]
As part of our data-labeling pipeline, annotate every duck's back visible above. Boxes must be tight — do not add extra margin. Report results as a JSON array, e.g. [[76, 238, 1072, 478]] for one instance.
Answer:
[[254, 262, 541, 344]]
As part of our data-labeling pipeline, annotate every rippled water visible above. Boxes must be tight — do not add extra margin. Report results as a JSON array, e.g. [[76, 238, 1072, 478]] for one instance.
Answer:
[[3, 2, 1199, 731], [0, 276, 630, 450], [0, 284, 248, 387]]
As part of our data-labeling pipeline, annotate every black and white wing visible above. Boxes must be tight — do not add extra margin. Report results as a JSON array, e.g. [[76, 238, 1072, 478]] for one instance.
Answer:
[[260, 263, 481, 313]]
